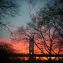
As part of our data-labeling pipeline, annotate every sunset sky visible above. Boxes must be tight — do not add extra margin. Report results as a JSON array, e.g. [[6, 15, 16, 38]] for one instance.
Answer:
[[0, 0, 63, 61], [0, 0, 54, 56]]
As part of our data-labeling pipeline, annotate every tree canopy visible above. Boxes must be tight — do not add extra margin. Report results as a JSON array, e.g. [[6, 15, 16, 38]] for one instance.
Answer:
[[27, 0, 63, 59]]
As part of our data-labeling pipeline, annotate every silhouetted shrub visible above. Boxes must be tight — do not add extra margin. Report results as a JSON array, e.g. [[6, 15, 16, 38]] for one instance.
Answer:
[[0, 42, 21, 63]]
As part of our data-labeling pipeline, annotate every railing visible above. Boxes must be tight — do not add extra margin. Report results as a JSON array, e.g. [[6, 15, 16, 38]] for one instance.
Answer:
[[10, 53, 63, 57]]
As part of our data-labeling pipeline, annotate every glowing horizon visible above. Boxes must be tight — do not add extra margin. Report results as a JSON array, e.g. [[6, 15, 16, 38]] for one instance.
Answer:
[[0, 38, 63, 54]]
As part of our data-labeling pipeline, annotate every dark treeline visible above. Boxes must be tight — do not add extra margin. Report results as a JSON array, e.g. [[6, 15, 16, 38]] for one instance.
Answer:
[[0, 43, 63, 63]]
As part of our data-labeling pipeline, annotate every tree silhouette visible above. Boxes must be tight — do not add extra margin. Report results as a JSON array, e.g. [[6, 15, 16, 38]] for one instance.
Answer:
[[0, 42, 21, 63], [27, 0, 63, 60], [8, 0, 63, 61]]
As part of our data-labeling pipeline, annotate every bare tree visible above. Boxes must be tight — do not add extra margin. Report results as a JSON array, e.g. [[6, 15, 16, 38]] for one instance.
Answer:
[[9, 0, 63, 61], [27, 0, 63, 60]]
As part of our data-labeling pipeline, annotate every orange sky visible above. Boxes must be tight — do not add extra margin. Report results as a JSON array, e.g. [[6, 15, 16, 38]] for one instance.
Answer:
[[0, 37, 63, 54], [0, 38, 41, 54], [0, 37, 63, 60]]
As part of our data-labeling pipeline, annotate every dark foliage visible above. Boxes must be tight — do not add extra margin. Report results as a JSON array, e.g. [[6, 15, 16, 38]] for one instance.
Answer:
[[0, 43, 21, 63]]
